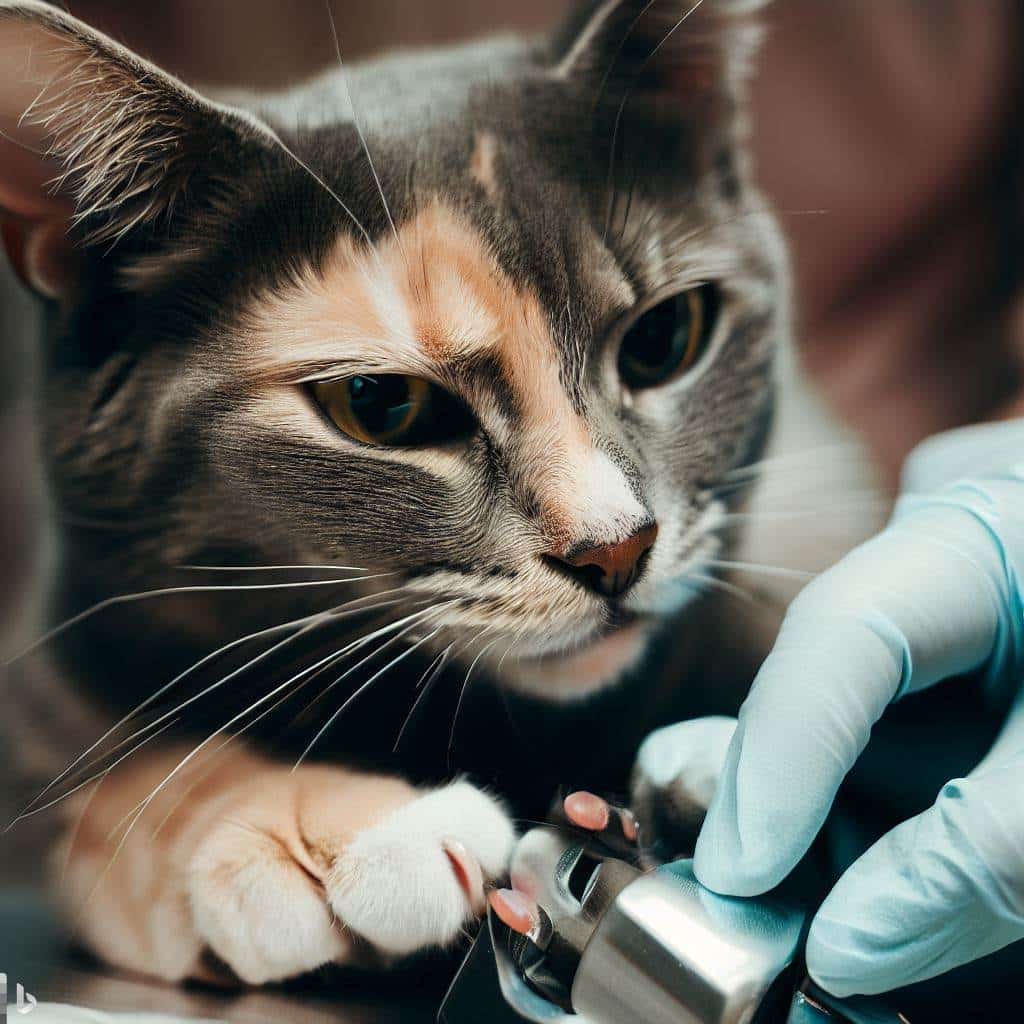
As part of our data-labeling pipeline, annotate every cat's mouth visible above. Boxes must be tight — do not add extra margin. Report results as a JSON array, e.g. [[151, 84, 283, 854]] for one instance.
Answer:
[[501, 609, 653, 699], [495, 526, 724, 699]]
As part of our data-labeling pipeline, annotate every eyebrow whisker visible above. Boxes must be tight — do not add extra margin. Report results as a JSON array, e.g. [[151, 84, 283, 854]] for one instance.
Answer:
[[324, 0, 407, 266]]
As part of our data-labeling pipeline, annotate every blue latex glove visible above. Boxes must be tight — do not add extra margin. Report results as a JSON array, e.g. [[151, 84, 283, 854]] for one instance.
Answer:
[[686, 419, 1024, 997]]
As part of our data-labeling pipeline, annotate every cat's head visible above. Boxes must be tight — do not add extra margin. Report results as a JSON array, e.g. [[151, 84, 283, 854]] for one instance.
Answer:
[[1, 0, 784, 699]]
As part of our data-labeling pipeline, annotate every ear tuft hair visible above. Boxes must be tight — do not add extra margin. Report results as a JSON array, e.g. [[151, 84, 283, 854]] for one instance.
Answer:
[[552, 0, 769, 112], [0, 0, 268, 247], [24, 50, 204, 244]]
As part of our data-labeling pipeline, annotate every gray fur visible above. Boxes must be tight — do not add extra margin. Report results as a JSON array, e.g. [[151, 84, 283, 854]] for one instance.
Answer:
[[0, 0, 880, 881]]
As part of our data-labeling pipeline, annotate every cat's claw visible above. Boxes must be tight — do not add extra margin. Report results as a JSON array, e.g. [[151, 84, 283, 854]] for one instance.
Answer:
[[563, 791, 611, 831], [443, 837, 487, 915], [563, 790, 640, 852], [328, 781, 512, 957]]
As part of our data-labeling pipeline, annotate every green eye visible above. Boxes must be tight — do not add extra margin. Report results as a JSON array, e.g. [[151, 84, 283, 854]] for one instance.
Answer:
[[312, 374, 474, 447], [617, 285, 719, 390]]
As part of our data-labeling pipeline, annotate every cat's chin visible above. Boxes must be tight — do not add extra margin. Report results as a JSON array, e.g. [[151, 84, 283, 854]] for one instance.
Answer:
[[499, 619, 652, 702]]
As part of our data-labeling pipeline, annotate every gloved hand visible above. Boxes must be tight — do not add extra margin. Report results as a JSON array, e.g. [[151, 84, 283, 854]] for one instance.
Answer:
[[642, 418, 1024, 998]]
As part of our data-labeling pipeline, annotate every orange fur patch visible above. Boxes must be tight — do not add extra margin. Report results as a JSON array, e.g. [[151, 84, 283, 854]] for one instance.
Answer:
[[57, 742, 418, 982], [245, 200, 601, 549]]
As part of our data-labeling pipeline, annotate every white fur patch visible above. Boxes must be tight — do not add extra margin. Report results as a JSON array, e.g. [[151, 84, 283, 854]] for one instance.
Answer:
[[562, 448, 647, 545], [328, 781, 514, 955]]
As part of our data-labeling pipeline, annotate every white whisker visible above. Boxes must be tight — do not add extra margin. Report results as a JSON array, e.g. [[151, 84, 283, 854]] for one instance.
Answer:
[[720, 442, 864, 481], [715, 499, 889, 526], [496, 623, 530, 674], [683, 571, 758, 605], [9, 611, 321, 824], [147, 634, 382, 842], [392, 645, 453, 753], [602, 0, 706, 243], [447, 633, 499, 767], [178, 563, 376, 573], [297, 601, 447, 709], [324, 0, 402, 253], [8, 616, 328, 832], [262, 126, 379, 256], [14, 715, 183, 826], [96, 611, 426, 864], [277, 599, 438, 725], [704, 558, 816, 581], [710, 474, 884, 501], [89, 593, 417, 774], [294, 616, 450, 771], [4, 573, 394, 668], [590, 0, 660, 110], [15, 588, 415, 824]]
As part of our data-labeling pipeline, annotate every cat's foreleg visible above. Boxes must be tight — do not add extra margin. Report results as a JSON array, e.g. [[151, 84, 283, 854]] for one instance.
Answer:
[[54, 744, 514, 984]]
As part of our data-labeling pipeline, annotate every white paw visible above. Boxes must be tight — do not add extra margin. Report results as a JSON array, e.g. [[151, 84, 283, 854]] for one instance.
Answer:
[[328, 781, 515, 956]]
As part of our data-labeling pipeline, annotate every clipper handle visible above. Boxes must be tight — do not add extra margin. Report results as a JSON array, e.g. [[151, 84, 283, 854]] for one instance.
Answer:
[[570, 859, 804, 1024], [439, 826, 911, 1024]]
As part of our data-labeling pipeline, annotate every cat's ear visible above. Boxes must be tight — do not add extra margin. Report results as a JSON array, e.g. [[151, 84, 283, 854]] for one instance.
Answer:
[[551, 0, 768, 111], [0, 0, 270, 298]]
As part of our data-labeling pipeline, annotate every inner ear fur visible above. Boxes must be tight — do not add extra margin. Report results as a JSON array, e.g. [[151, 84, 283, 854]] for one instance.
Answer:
[[552, 0, 769, 110], [0, 0, 270, 295]]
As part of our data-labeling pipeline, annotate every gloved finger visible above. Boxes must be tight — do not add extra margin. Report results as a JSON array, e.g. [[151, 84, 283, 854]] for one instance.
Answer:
[[806, 729, 1024, 997], [695, 507, 1008, 898]]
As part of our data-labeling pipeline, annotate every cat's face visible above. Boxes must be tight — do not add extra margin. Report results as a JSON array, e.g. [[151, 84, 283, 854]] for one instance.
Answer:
[[1, 0, 783, 698]]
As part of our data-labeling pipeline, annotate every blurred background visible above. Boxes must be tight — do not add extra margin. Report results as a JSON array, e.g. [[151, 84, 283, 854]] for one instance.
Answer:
[[1, 1, 1023, 1019]]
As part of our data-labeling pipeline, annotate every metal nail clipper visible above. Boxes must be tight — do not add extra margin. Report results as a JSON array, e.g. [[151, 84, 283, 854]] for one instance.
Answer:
[[439, 817, 911, 1024]]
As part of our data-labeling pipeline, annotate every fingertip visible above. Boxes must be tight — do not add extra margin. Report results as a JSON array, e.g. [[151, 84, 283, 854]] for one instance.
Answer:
[[805, 858, 916, 1000], [805, 915, 885, 999], [442, 838, 485, 915], [693, 850, 787, 897], [692, 818, 792, 897], [805, 920, 856, 998], [805, 968, 860, 1001]]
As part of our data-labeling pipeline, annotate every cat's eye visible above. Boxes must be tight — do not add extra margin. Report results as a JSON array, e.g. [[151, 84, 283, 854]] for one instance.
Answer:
[[617, 285, 720, 390], [311, 374, 474, 447]]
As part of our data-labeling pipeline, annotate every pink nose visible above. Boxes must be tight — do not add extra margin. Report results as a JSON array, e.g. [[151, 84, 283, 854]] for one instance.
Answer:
[[548, 523, 658, 597]]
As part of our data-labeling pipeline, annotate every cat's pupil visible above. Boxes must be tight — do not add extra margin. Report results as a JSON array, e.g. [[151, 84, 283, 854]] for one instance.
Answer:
[[633, 299, 688, 369], [618, 289, 706, 390], [349, 375, 413, 434]]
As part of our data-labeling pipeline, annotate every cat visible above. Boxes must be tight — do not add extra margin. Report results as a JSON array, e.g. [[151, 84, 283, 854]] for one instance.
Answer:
[[0, 0, 883, 986]]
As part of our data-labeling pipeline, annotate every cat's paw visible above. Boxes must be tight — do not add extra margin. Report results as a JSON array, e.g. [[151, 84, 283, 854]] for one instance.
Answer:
[[188, 814, 350, 984], [327, 781, 514, 955], [630, 716, 736, 859], [187, 774, 514, 983]]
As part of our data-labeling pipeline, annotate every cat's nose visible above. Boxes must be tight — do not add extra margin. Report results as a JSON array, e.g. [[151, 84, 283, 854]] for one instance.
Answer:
[[547, 522, 658, 598]]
